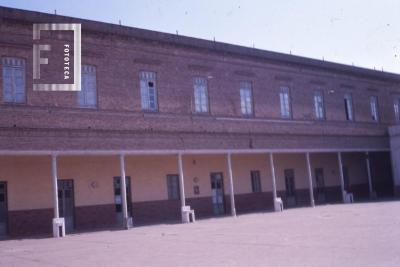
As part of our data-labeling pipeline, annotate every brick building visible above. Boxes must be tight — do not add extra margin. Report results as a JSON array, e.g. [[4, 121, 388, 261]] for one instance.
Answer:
[[0, 6, 399, 238]]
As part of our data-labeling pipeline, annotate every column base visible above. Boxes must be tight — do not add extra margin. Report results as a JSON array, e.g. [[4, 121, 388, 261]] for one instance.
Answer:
[[123, 217, 133, 229], [181, 206, 196, 223], [369, 191, 377, 199], [274, 197, 283, 212], [52, 217, 65, 238]]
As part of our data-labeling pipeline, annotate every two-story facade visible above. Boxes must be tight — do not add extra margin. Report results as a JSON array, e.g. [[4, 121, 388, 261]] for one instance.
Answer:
[[0, 6, 399, 238]]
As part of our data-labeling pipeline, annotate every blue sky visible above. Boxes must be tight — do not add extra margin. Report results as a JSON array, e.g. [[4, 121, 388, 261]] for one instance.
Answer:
[[1, 0, 399, 73]]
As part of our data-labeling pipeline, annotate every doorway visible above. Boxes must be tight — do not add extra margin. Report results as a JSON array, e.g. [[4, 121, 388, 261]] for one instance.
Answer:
[[0, 181, 7, 237], [210, 172, 225, 215], [58, 179, 75, 233], [315, 168, 326, 203], [284, 169, 296, 207], [113, 176, 132, 225]]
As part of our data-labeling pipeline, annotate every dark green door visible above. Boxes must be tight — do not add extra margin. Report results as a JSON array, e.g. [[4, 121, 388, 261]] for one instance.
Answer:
[[0, 182, 7, 237]]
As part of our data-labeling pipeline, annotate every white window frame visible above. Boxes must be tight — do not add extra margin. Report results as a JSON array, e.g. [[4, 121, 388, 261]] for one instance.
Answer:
[[139, 71, 158, 111], [314, 90, 325, 120], [280, 86, 291, 118], [78, 65, 97, 108], [240, 81, 253, 116], [344, 93, 354, 121], [193, 77, 209, 113], [2, 57, 26, 103], [369, 96, 379, 122]]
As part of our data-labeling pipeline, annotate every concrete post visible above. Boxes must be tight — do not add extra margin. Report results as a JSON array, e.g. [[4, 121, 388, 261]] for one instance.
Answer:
[[227, 153, 236, 217], [269, 153, 278, 201], [51, 154, 59, 220], [365, 152, 374, 197], [306, 152, 315, 207], [337, 152, 346, 202], [269, 153, 283, 212], [119, 154, 130, 229], [178, 153, 187, 222], [51, 154, 65, 238]]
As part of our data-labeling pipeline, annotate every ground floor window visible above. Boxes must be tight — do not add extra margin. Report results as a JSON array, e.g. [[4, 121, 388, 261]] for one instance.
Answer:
[[250, 170, 262, 193], [166, 174, 180, 200]]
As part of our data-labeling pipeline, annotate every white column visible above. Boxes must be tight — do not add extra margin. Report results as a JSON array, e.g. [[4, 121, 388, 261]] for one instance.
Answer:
[[52, 154, 66, 238], [178, 153, 187, 222], [51, 154, 59, 219], [269, 153, 278, 201], [306, 153, 315, 207], [337, 152, 346, 202], [119, 154, 129, 229], [227, 153, 236, 217], [365, 152, 374, 197]]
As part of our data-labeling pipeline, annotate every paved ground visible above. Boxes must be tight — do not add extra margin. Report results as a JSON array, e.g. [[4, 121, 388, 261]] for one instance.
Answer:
[[1, 201, 400, 267]]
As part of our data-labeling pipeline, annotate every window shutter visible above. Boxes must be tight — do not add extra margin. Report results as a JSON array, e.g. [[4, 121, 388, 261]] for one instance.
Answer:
[[14, 68, 25, 103], [2, 66, 13, 102]]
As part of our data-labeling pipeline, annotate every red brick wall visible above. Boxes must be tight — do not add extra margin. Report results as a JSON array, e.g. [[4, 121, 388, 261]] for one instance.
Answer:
[[0, 8, 398, 152], [8, 208, 52, 237]]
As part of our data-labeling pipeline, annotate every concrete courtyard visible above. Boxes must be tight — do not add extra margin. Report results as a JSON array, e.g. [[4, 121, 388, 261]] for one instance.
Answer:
[[1, 201, 399, 267]]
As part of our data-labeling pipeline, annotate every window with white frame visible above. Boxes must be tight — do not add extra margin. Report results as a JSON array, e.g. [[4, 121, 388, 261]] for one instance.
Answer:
[[369, 96, 379, 122], [394, 97, 400, 122], [193, 77, 208, 113], [240, 81, 253, 116], [2, 57, 25, 103], [314, 90, 325, 120], [280, 86, 291, 118], [139, 71, 157, 111], [77, 65, 97, 107], [344, 93, 354, 121]]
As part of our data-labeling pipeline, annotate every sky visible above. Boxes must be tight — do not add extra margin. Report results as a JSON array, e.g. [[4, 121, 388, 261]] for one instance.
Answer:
[[1, 0, 399, 74]]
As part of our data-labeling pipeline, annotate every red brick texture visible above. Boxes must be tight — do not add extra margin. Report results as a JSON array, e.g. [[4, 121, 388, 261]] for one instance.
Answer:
[[322, 186, 343, 203], [0, 7, 398, 153], [234, 192, 274, 214], [74, 204, 116, 230], [132, 199, 180, 225], [8, 208, 52, 237]]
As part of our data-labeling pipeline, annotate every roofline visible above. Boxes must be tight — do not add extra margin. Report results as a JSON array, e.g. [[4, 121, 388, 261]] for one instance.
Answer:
[[0, 148, 390, 156], [1, 5, 400, 82]]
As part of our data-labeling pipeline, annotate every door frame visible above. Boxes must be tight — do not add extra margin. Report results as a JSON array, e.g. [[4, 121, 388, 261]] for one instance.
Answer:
[[314, 168, 326, 203], [0, 181, 8, 237], [57, 179, 76, 231], [210, 172, 226, 215]]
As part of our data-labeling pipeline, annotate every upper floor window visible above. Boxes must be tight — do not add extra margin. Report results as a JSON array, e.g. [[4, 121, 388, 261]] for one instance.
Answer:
[[394, 97, 400, 122], [280, 86, 291, 118], [78, 65, 97, 107], [314, 90, 325, 120], [140, 71, 157, 111], [344, 93, 354, 121], [240, 81, 253, 116], [193, 77, 209, 113], [369, 96, 379, 122], [2, 57, 25, 103]]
